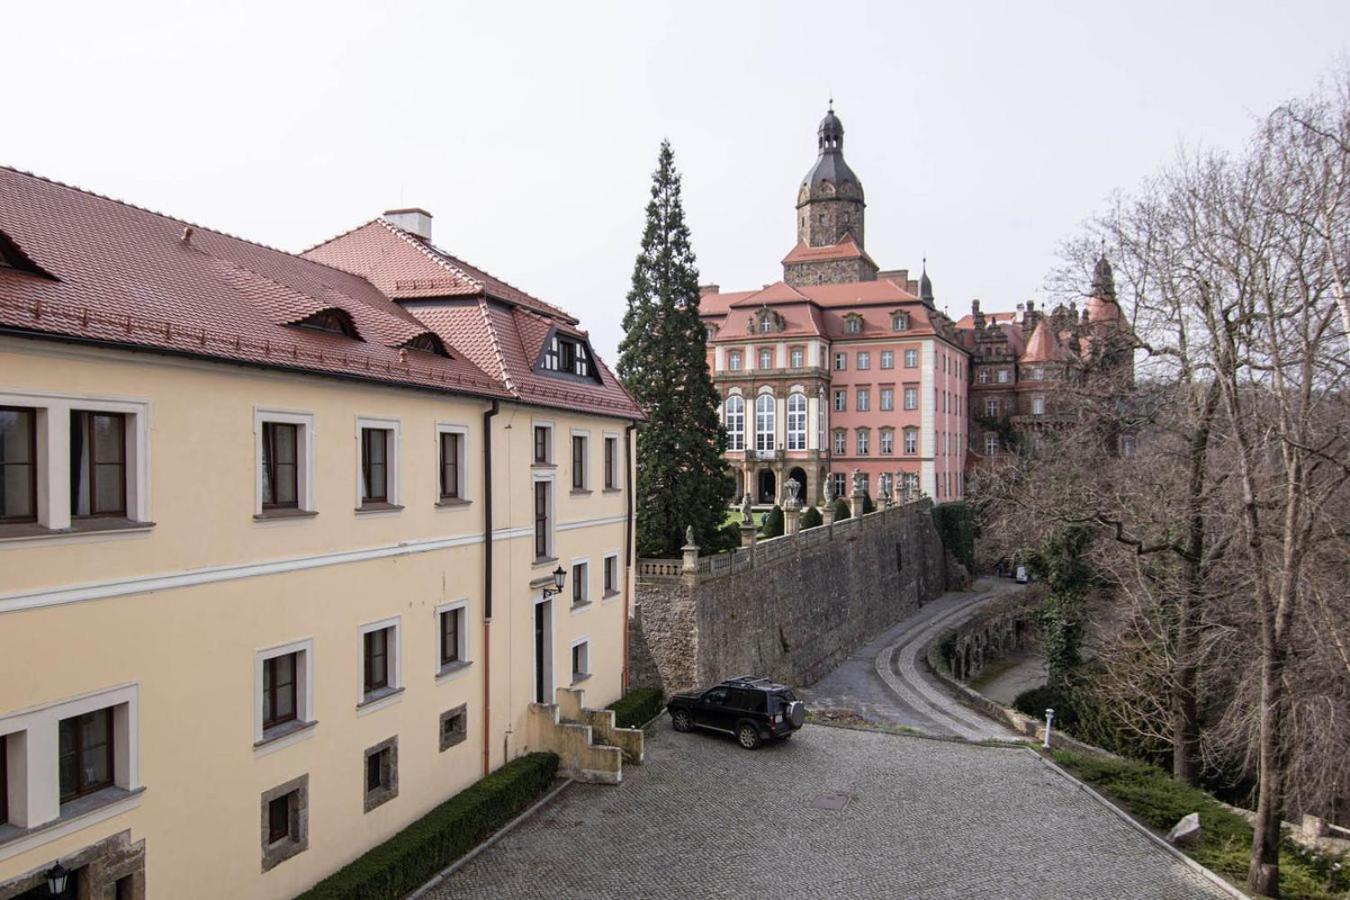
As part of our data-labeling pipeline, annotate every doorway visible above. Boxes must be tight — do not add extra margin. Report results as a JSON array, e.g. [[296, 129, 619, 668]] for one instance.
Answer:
[[534, 597, 553, 704], [757, 469, 776, 504]]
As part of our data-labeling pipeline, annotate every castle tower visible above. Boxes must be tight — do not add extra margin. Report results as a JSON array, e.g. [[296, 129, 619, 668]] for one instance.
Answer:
[[796, 102, 866, 248]]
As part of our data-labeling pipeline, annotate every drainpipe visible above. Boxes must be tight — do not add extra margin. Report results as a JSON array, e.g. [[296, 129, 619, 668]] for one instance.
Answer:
[[623, 422, 637, 690], [482, 399, 499, 778]]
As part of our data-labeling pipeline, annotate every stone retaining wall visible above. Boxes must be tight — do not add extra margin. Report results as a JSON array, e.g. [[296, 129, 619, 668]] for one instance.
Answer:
[[630, 500, 954, 694]]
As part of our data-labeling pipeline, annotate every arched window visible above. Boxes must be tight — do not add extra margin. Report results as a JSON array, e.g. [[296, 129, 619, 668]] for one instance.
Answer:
[[725, 395, 745, 451], [786, 393, 807, 450], [754, 394, 776, 453]]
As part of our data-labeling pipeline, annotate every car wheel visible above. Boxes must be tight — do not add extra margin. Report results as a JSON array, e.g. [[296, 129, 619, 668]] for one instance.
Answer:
[[737, 723, 762, 750], [671, 709, 692, 732]]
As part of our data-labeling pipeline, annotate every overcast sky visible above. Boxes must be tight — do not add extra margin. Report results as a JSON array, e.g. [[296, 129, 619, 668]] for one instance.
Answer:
[[5, 2, 1347, 362]]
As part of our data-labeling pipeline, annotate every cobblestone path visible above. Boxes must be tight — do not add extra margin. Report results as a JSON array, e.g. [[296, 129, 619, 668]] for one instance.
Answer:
[[425, 724, 1228, 899]]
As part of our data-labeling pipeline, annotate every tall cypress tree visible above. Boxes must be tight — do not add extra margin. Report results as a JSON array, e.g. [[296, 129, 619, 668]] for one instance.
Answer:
[[618, 140, 732, 558]]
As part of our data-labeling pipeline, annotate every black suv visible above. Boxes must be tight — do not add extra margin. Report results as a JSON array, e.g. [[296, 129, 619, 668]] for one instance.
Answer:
[[666, 676, 806, 749]]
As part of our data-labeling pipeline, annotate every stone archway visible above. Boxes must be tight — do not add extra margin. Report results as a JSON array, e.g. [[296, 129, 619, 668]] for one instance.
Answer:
[[757, 469, 777, 504]]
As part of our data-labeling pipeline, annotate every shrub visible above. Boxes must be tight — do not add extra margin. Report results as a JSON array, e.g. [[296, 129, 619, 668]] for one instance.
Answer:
[[931, 501, 976, 572], [606, 687, 665, 728], [832, 498, 851, 521], [297, 753, 559, 900], [801, 506, 823, 529], [761, 505, 784, 537], [862, 492, 876, 514]]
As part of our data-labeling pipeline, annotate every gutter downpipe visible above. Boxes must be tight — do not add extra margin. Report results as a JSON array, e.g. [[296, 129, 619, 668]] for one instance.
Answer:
[[623, 422, 638, 690], [482, 398, 500, 778]]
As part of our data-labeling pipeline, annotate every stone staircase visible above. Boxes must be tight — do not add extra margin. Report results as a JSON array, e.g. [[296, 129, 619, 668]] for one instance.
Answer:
[[524, 687, 645, 784]]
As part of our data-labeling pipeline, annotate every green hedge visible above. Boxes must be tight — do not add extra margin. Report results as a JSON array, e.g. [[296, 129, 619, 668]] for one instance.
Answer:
[[862, 492, 876, 515], [801, 506, 823, 529], [297, 752, 559, 900], [761, 505, 784, 537], [832, 498, 851, 521], [932, 501, 976, 572], [606, 687, 665, 728], [1053, 751, 1349, 899]]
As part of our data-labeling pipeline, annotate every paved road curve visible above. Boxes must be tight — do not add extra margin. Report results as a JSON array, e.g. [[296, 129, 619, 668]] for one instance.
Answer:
[[799, 581, 1025, 740]]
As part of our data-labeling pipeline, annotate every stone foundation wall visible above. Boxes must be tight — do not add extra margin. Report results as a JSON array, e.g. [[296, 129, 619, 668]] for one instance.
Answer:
[[631, 501, 951, 694]]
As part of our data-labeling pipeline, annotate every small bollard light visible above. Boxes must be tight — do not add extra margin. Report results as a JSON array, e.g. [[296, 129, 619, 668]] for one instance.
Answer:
[[1043, 708, 1055, 749]]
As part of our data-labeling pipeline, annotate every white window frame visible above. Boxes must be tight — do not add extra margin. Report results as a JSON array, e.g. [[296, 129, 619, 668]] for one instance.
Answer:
[[880, 388, 894, 411], [255, 408, 316, 517], [789, 347, 804, 368], [997, 369, 1011, 384], [569, 428, 590, 492], [880, 429, 895, 455], [857, 352, 870, 371], [754, 394, 775, 453], [357, 616, 403, 712], [904, 387, 918, 410], [728, 351, 742, 371], [254, 639, 315, 752], [601, 551, 621, 600], [0, 683, 141, 849], [570, 557, 591, 610], [856, 388, 870, 412], [833, 390, 846, 412], [434, 600, 471, 679], [725, 395, 745, 451], [985, 398, 999, 417], [355, 416, 401, 510], [786, 393, 807, 451], [856, 429, 870, 455], [569, 637, 591, 684], [985, 433, 1000, 456], [532, 471, 556, 560], [834, 352, 847, 370], [833, 430, 846, 455], [0, 389, 152, 532], [602, 432, 621, 490], [880, 350, 894, 369], [757, 348, 773, 370], [435, 423, 471, 504], [904, 429, 919, 455], [903, 349, 918, 368], [1032, 395, 1046, 416]]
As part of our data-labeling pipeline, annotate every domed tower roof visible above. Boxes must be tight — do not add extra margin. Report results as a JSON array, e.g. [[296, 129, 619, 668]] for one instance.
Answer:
[[919, 258, 935, 304], [1087, 253, 1122, 323], [798, 101, 864, 205]]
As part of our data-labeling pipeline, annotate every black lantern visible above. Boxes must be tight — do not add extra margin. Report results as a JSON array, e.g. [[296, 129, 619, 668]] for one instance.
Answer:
[[542, 564, 566, 599], [45, 862, 69, 897]]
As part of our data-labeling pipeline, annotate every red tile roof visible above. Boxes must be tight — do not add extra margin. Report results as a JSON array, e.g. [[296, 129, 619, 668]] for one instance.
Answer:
[[780, 236, 877, 269], [1019, 320, 1069, 363], [304, 218, 642, 419], [0, 167, 508, 397]]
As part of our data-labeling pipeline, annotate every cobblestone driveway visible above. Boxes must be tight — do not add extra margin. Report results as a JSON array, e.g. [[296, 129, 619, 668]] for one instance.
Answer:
[[426, 723, 1227, 899]]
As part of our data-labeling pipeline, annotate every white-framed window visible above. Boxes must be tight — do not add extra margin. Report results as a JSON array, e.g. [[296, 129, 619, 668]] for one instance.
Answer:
[[845, 316, 862, 334], [978, 368, 990, 384], [1032, 395, 1046, 416], [603, 434, 620, 490], [532, 421, 554, 465], [728, 351, 742, 371], [892, 312, 909, 331], [1030, 366, 1045, 381], [356, 417, 401, 510], [904, 428, 919, 455], [856, 389, 870, 412], [903, 349, 918, 368], [903, 387, 918, 410], [570, 638, 590, 683], [570, 558, 590, 609], [254, 409, 315, 519], [833, 430, 847, 455], [880, 350, 894, 369], [786, 393, 807, 451], [602, 552, 620, 598], [789, 347, 804, 368], [833, 390, 847, 412], [758, 348, 773, 369], [0, 391, 151, 534], [856, 429, 870, 455], [997, 369, 1010, 384], [754, 394, 775, 452], [880, 388, 894, 411], [436, 423, 470, 503], [725, 395, 745, 451], [435, 600, 470, 676], [984, 398, 999, 418], [532, 474, 555, 560], [570, 429, 590, 491], [857, 352, 870, 371], [830, 472, 847, 498], [834, 352, 847, 371], [358, 617, 402, 709], [0, 684, 141, 837], [985, 433, 1000, 456], [255, 639, 315, 749], [880, 429, 895, 455], [879, 472, 892, 498]]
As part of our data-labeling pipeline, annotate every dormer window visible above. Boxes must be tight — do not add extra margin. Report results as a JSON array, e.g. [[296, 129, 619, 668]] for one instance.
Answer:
[[401, 332, 450, 358], [540, 332, 601, 383], [293, 308, 360, 340], [844, 314, 863, 334], [891, 312, 909, 332], [0, 228, 57, 281]]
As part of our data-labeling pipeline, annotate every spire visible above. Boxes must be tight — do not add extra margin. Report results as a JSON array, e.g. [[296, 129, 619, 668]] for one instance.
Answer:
[[1091, 253, 1116, 300], [919, 257, 934, 303]]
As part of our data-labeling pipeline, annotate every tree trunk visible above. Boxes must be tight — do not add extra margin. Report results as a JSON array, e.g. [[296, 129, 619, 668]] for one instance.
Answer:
[[1248, 641, 1287, 897]]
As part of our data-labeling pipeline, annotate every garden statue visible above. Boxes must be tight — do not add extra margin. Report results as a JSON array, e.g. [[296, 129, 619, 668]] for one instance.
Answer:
[[740, 493, 753, 524], [851, 468, 865, 497], [684, 525, 695, 547], [784, 479, 800, 506]]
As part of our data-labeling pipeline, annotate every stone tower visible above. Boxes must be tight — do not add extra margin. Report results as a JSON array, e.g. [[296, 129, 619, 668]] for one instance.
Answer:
[[796, 102, 866, 248], [784, 103, 878, 287]]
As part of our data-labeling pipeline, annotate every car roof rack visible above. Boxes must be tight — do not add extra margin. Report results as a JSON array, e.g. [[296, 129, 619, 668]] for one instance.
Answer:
[[722, 675, 770, 686]]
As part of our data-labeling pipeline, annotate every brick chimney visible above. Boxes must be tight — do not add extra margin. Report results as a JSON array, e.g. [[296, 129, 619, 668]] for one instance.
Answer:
[[383, 208, 433, 243], [699, 284, 720, 296]]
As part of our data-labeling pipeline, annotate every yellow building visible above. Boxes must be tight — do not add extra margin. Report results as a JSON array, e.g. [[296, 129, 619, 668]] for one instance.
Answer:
[[0, 170, 641, 898]]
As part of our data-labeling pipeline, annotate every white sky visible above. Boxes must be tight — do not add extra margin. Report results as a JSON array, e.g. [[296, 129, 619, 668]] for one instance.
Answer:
[[5, 1, 1347, 363]]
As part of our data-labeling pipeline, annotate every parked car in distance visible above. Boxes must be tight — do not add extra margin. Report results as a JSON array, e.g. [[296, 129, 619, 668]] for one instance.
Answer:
[[1015, 565, 1029, 584], [667, 676, 806, 749]]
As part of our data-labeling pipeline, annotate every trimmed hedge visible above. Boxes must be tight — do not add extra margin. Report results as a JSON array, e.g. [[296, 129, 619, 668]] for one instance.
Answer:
[[832, 498, 851, 521], [801, 506, 823, 529], [862, 492, 876, 515], [932, 501, 976, 572], [606, 687, 665, 728], [761, 505, 785, 537], [297, 752, 559, 900]]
